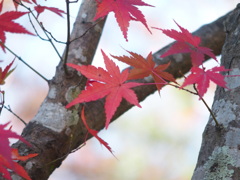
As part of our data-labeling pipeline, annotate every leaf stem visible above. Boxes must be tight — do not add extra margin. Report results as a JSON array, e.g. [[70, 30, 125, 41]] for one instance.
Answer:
[[19, 2, 63, 61], [200, 97, 219, 126], [4, 105, 27, 126], [27, 13, 66, 44], [168, 83, 198, 95], [193, 84, 219, 126], [46, 139, 86, 165]]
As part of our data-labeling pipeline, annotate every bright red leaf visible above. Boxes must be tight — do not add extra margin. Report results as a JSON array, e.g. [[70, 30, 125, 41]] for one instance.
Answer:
[[66, 50, 143, 129], [0, 122, 33, 180], [181, 66, 230, 98], [0, 122, 29, 165], [154, 21, 217, 67], [34, 5, 65, 18], [0, 60, 15, 85], [112, 51, 177, 91], [0, 8, 34, 51], [94, 0, 153, 41], [81, 108, 114, 155], [12, 0, 33, 9]]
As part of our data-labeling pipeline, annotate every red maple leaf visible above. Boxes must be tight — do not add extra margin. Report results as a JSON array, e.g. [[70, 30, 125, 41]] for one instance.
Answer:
[[66, 50, 143, 129], [112, 51, 177, 90], [181, 66, 230, 98], [0, 60, 15, 85], [81, 108, 114, 155], [0, 122, 29, 165], [0, 122, 33, 180], [34, 5, 65, 18], [94, 0, 153, 41], [12, 0, 34, 9], [154, 21, 217, 67], [0, 3, 34, 51]]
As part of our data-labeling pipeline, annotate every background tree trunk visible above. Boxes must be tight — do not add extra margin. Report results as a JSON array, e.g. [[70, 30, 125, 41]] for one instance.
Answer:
[[192, 4, 240, 180], [6, 1, 235, 179]]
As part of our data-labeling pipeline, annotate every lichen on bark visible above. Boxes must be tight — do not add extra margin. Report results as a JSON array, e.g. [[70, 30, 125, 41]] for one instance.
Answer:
[[192, 4, 240, 180]]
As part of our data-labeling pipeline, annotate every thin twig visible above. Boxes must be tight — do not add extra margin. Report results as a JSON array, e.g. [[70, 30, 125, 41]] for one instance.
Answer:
[[46, 138, 86, 165], [19, 2, 63, 61], [4, 105, 27, 126], [193, 84, 219, 126], [63, 0, 71, 75], [28, 13, 67, 44], [43, 28, 67, 44], [2, 44, 48, 82], [145, 69, 198, 95], [69, 0, 79, 3], [27, 13, 49, 42], [0, 91, 5, 116], [168, 83, 198, 95]]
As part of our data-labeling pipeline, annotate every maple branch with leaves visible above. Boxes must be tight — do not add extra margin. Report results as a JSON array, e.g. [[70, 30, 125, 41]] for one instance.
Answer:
[[12, 7, 228, 180], [0, 0, 234, 179]]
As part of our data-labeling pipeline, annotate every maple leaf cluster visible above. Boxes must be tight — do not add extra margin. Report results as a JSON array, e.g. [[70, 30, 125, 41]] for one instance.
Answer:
[[92, 0, 230, 101], [66, 49, 180, 130], [154, 21, 230, 99], [66, 49, 178, 133], [66, 48, 181, 154], [65, 0, 235, 155], [66, 22, 230, 133], [67, 50, 143, 129]]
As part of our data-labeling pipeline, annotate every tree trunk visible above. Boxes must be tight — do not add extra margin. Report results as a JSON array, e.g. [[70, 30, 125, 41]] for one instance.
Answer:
[[192, 4, 240, 180], [6, 0, 233, 179]]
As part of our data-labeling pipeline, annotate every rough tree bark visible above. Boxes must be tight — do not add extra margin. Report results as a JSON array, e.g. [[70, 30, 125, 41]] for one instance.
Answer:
[[192, 4, 240, 180], [6, 0, 236, 179]]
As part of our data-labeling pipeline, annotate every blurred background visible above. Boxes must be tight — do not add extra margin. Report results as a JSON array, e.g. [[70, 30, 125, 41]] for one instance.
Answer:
[[0, 0, 239, 179]]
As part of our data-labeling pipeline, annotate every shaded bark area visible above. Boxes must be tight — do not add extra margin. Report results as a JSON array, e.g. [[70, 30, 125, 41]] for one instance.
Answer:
[[7, 1, 231, 179], [192, 4, 240, 180]]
